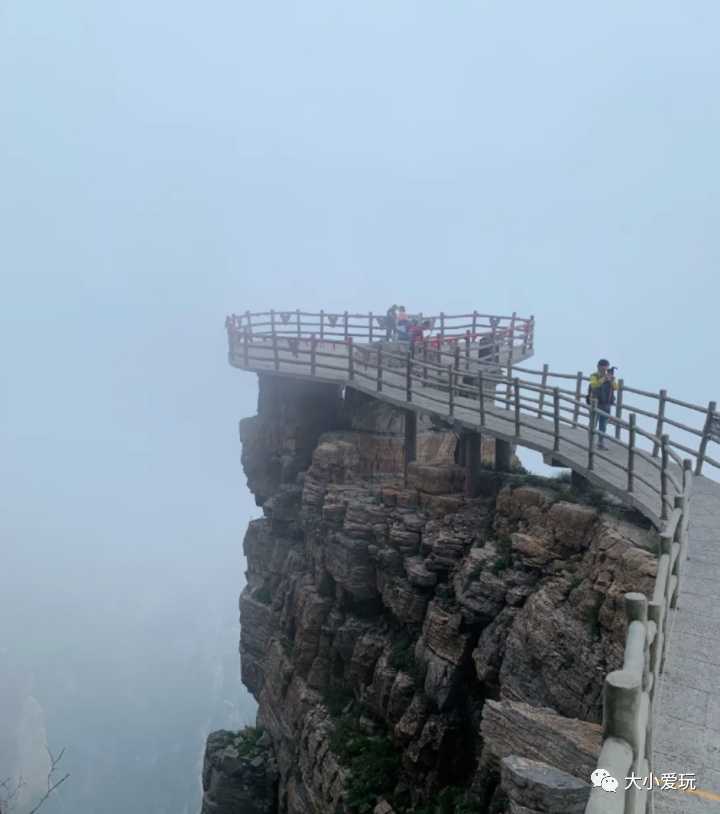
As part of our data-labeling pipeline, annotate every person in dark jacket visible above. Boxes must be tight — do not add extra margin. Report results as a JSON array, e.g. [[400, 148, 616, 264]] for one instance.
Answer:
[[385, 305, 398, 340], [588, 358, 618, 450], [396, 306, 409, 340]]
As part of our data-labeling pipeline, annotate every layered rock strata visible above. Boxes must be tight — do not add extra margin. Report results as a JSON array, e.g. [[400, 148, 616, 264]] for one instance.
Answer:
[[201, 374, 657, 814]]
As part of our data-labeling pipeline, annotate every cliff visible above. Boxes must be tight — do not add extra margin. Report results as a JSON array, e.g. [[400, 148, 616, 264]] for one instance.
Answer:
[[201, 375, 657, 814]]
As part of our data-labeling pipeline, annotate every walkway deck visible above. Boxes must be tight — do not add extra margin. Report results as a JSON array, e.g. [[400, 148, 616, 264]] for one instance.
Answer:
[[654, 475, 720, 812], [229, 339, 682, 527]]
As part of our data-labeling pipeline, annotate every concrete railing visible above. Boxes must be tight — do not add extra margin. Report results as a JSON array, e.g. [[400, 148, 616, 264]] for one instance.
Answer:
[[584, 496, 690, 814], [225, 311, 715, 814]]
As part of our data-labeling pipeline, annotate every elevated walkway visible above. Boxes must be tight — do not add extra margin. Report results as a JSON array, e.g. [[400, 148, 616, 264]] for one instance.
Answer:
[[226, 309, 720, 813]]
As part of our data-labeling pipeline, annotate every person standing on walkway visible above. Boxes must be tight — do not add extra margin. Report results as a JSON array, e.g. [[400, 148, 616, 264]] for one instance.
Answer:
[[588, 358, 618, 450], [396, 306, 409, 340], [385, 304, 398, 340], [408, 318, 424, 345]]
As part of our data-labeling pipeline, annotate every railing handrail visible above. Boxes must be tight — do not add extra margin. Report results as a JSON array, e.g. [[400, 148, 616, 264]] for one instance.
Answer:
[[230, 323, 718, 477], [229, 327, 695, 520]]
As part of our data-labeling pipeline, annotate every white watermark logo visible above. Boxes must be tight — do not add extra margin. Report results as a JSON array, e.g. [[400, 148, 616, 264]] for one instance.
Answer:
[[591, 769, 619, 792], [591, 769, 697, 793]]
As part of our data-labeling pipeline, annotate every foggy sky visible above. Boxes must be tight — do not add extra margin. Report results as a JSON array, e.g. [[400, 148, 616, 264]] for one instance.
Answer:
[[1, 1, 719, 811]]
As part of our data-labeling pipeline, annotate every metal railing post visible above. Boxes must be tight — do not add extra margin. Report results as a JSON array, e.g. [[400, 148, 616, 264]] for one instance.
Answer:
[[553, 387, 560, 452], [343, 311, 349, 341], [272, 332, 279, 371], [348, 337, 354, 381], [296, 308, 302, 338], [368, 311, 374, 342], [514, 378, 521, 436], [310, 335, 317, 376]]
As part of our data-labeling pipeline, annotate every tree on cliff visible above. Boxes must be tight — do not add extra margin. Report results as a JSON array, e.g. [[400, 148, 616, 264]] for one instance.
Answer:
[[1, 747, 69, 814]]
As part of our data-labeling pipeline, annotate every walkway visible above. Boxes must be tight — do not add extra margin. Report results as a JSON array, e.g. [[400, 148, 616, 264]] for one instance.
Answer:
[[228, 336, 684, 527], [654, 475, 720, 812], [226, 314, 720, 813]]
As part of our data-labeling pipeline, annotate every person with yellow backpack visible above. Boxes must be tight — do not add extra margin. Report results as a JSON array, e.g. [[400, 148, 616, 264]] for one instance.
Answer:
[[587, 358, 618, 450]]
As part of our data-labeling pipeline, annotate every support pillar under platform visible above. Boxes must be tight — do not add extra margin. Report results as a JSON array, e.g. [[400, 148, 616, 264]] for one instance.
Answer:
[[404, 409, 417, 484], [571, 469, 591, 491], [494, 438, 513, 472], [463, 431, 483, 497]]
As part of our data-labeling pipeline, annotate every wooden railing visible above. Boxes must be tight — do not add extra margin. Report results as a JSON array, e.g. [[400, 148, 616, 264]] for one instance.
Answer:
[[225, 309, 535, 365], [226, 312, 715, 814]]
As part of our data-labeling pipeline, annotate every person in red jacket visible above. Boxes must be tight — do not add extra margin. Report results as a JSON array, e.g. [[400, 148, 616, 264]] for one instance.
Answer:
[[408, 319, 424, 345]]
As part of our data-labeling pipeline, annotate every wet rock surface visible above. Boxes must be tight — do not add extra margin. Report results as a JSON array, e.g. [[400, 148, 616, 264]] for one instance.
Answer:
[[204, 374, 657, 814]]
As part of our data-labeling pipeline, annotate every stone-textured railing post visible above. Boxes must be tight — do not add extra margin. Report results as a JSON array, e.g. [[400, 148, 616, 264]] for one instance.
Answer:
[[588, 399, 597, 470], [478, 372, 486, 426], [695, 400, 717, 475], [537, 363, 549, 417], [614, 378, 624, 440], [448, 364, 455, 416], [573, 372, 583, 427]]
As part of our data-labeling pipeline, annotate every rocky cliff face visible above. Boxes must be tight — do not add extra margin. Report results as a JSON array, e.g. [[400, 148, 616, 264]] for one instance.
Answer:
[[201, 375, 657, 814]]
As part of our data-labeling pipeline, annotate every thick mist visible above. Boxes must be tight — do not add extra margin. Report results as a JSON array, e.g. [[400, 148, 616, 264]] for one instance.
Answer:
[[2, 1, 719, 812]]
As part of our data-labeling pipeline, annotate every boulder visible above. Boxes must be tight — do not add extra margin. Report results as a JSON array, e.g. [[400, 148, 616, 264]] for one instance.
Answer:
[[501, 754, 590, 813]]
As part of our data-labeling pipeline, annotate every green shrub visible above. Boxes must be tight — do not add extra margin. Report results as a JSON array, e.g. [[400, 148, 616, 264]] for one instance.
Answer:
[[324, 684, 355, 717], [329, 714, 401, 814], [235, 726, 265, 758], [415, 786, 483, 814], [253, 584, 272, 604], [389, 636, 416, 674], [491, 536, 513, 574]]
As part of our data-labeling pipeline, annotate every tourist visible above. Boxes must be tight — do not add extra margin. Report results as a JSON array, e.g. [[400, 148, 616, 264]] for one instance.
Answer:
[[587, 358, 618, 450], [396, 306, 409, 340], [408, 319, 424, 345], [385, 304, 398, 340]]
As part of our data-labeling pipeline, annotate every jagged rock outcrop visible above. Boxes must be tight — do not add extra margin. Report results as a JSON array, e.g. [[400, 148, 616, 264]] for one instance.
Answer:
[[201, 374, 657, 814], [201, 730, 278, 814]]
